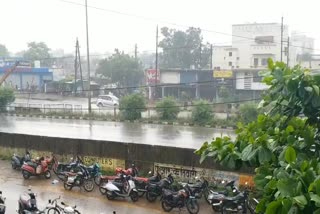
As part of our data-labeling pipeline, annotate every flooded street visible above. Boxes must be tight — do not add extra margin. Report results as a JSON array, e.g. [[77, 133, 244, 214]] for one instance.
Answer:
[[0, 160, 212, 214], [0, 115, 235, 149]]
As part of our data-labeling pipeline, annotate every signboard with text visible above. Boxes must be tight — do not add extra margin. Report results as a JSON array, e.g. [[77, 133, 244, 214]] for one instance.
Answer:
[[83, 156, 125, 171], [146, 69, 160, 85], [213, 70, 233, 78]]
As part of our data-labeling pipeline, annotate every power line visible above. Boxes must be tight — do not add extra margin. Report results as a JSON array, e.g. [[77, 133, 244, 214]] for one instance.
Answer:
[[57, 0, 320, 52]]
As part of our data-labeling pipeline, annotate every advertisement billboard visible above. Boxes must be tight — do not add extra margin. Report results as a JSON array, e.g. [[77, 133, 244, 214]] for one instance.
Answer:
[[146, 69, 160, 85], [213, 70, 233, 78]]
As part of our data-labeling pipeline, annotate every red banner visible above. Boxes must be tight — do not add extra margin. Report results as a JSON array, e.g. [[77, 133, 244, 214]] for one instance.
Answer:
[[146, 69, 160, 85]]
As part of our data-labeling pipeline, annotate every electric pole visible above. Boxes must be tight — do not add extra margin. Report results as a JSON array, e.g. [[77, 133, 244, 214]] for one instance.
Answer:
[[287, 37, 290, 66], [280, 16, 284, 62], [210, 44, 213, 69], [85, 0, 91, 113], [199, 43, 202, 69], [74, 38, 84, 95], [155, 25, 159, 99], [134, 44, 138, 60]]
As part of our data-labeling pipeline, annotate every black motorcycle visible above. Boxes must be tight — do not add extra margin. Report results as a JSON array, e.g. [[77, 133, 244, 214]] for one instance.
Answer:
[[161, 183, 199, 214], [63, 165, 95, 192], [133, 171, 162, 197], [0, 191, 6, 214], [12, 151, 31, 170], [55, 156, 83, 181], [146, 173, 174, 202], [18, 187, 44, 214], [179, 177, 209, 200]]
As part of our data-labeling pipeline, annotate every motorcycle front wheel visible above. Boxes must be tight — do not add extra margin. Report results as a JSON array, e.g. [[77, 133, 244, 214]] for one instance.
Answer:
[[146, 192, 157, 202], [22, 170, 30, 179], [94, 176, 101, 186], [83, 180, 95, 192], [44, 171, 51, 179], [64, 182, 73, 191], [106, 191, 115, 200], [130, 191, 139, 202], [186, 199, 200, 214], [47, 207, 61, 214], [161, 200, 173, 212]]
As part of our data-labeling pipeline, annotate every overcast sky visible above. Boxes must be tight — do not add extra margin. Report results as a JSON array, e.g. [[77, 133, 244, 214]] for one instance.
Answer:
[[1, 0, 320, 55]]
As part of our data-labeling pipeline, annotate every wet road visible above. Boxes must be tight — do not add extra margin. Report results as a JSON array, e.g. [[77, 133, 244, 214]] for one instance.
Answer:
[[0, 160, 212, 214], [0, 115, 235, 149]]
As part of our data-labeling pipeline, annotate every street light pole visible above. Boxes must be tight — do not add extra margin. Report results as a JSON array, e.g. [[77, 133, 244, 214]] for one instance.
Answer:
[[85, 0, 91, 113]]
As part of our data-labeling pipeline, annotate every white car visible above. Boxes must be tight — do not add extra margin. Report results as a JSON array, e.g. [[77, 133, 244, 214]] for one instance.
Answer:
[[96, 95, 119, 107]]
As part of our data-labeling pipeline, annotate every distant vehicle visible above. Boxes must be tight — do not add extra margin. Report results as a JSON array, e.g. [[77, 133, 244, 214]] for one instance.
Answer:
[[96, 95, 119, 107]]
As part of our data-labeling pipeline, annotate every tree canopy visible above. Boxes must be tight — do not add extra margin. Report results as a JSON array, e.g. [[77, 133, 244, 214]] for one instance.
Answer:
[[0, 44, 9, 58], [159, 27, 211, 69], [96, 49, 143, 89], [196, 60, 320, 213], [23, 42, 51, 66]]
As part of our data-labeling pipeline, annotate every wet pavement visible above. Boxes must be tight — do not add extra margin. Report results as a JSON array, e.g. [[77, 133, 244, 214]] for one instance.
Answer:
[[0, 160, 212, 214], [0, 115, 235, 149]]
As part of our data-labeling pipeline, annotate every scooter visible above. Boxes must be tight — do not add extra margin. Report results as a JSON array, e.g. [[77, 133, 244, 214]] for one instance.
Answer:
[[12, 151, 31, 170], [0, 191, 6, 214], [21, 157, 51, 180], [17, 187, 43, 214], [101, 174, 139, 202]]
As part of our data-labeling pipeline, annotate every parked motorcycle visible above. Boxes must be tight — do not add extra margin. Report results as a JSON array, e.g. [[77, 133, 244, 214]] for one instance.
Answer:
[[12, 151, 31, 170], [115, 163, 139, 177], [21, 157, 51, 180], [146, 173, 174, 202], [100, 174, 139, 202], [161, 183, 199, 214], [84, 163, 101, 186], [63, 167, 94, 192], [179, 177, 209, 200], [46, 196, 81, 214], [133, 171, 162, 197], [0, 191, 6, 214], [54, 156, 82, 181], [18, 187, 44, 214]]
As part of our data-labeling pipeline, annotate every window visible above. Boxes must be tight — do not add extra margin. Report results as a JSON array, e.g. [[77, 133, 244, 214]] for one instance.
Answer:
[[261, 58, 268, 66], [254, 58, 259, 67], [229, 62, 232, 66], [229, 52, 232, 57]]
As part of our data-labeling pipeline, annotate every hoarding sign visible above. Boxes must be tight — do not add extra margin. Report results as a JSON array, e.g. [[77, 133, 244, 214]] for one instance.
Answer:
[[83, 156, 125, 171], [146, 69, 160, 85], [213, 70, 233, 78]]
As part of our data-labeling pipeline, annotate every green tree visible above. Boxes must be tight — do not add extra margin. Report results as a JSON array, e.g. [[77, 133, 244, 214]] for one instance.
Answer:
[[159, 27, 211, 69], [0, 87, 15, 111], [191, 100, 213, 125], [196, 60, 320, 213], [119, 94, 146, 121], [239, 103, 259, 124], [0, 44, 9, 58], [23, 42, 51, 66], [96, 49, 143, 90], [156, 97, 180, 120]]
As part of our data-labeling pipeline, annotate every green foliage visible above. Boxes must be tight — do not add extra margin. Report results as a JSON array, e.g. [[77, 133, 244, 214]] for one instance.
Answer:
[[23, 42, 51, 66], [0, 87, 15, 111], [0, 44, 9, 57], [156, 97, 180, 120], [196, 60, 320, 213], [239, 103, 259, 124], [159, 27, 211, 69], [119, 94, 146, 121], [191, 100, 213, 125], [96, 49, 143, 89]]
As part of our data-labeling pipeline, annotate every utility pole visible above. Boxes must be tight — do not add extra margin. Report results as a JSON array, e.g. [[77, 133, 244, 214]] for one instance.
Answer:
[[210, 44, 213, 69], [155, 25, 159, 99], [85, 0, 91, 113], [134, 44, 138, 60], [74, 38, 84, 95], [280, 16, 284, 62], [286, 37, 290, 66], [199, 43, 202, 69]]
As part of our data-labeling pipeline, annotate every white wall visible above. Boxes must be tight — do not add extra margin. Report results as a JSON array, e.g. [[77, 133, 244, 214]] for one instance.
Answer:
[[212, 46, 239, 70], [160, 71, 180, 84]]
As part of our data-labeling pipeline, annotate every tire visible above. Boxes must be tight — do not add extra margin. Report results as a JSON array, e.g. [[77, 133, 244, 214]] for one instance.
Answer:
[[64, 182, 73, 191], [45, 171, 51, 179], [57, 173, 67, 182], [94, 176, 101, 186], [161, 200, 173, 212], [186, 200, 200, 214], [46, 207, 61, 214], [97, 103, 103, 107], [11, 162, 17, 170], [106, 191, 115, 200], [53, 166, 58, 175], [204, 186, 215, 204], [146, 192, 157, 202], [83, 180, 95, 192], [74, 211, 81, 214], [138, 191, 145, 197], [22, 170, 30, 179], [99, 186, 107, 195], [130, 191, 139, 202]]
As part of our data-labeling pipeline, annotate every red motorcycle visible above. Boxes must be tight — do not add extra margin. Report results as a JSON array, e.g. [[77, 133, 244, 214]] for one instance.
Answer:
[[21, 157, 51, 179]]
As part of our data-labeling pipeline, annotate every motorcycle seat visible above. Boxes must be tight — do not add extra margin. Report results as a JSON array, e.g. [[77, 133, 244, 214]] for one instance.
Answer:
[[223, 193, 244, 202], [163, 189, 178, 197], [149, 180, 164, 187], [27, 162, 37, 169], [188, 183, 202, 189]]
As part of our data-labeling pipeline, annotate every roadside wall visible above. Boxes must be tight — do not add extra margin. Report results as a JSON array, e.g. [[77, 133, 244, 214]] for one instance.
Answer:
[[0, 132, 254, 186]]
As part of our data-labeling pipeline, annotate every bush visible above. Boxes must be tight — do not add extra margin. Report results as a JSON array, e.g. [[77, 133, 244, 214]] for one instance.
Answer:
[[192, 100, 213, 125], [156, 97, 180, 120], [239, 103, 259, 124], [0, 87, 15, 112], [119, 94, 146, 121]]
